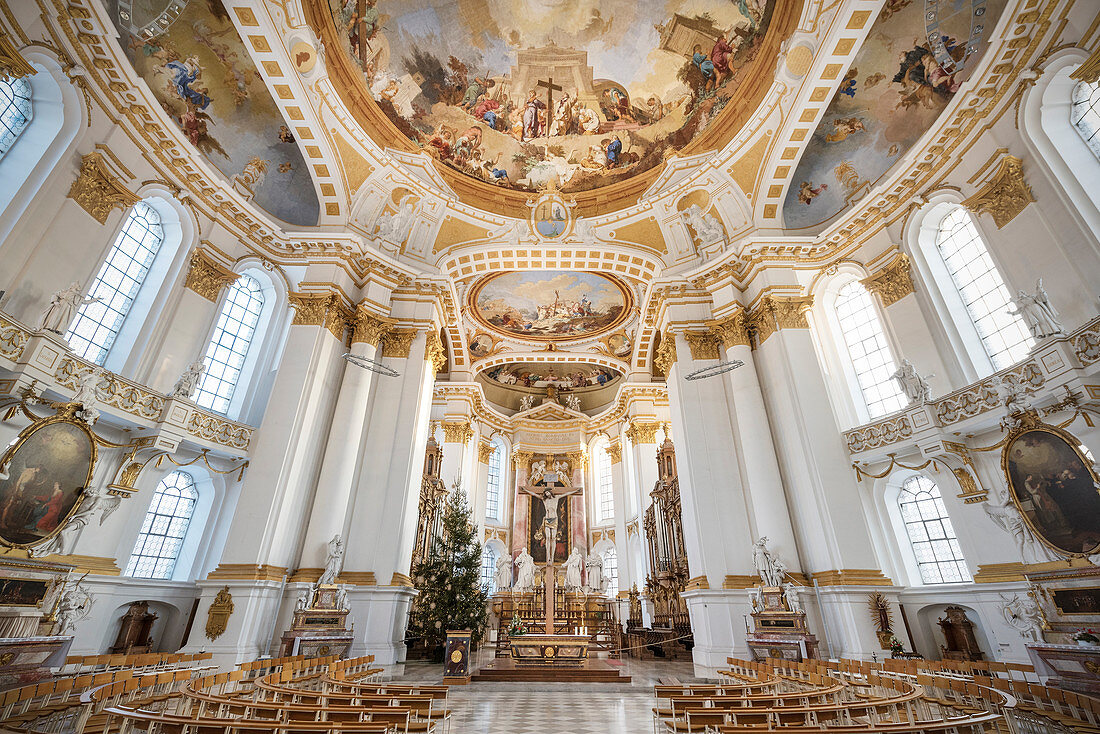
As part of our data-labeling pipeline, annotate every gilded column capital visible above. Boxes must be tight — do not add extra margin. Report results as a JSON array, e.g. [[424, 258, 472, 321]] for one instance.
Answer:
[[352, 308, 393, 346], [0, 36, 35, 80], [440, 419, 474, 446], [380, 328, 417, 358], [512, 450, 534, 469], [625, 420, 661, 446], [684, 330, 721, 360], [289, 292, 353, 341], [606, 441, 622, 464], [653, 331, 677, 376], [861, 253, 915, 307], [710, 310, 751, 349], [962, 154, 1035, 229], [425, 331, 447, 372], [185, 249, 240, 302], [749, 295, 813, 346], [1070, 45, 1100, 84], [477, 440, 493, 463], [67, 151, 141, 224], [565, 450, 588, 470]]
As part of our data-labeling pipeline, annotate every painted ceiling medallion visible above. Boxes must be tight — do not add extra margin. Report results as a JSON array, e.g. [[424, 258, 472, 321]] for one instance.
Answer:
[[469, 271, 632, 342]]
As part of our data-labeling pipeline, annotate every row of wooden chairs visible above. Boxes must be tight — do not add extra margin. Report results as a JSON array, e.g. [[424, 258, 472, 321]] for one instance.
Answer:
[[59, 651, 213, 675]]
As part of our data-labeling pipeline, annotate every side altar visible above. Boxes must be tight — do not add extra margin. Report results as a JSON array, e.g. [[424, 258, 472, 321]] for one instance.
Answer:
[[745, 538, 818, 662]]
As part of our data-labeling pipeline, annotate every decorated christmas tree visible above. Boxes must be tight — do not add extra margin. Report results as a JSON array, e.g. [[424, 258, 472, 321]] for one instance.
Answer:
[[408, 483, 489, 652]]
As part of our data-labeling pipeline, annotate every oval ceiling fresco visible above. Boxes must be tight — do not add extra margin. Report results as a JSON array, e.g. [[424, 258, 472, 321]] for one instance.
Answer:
[[316, 0, 791, 211], [476, 361, 623, 413], [469, 271, 631, 341]]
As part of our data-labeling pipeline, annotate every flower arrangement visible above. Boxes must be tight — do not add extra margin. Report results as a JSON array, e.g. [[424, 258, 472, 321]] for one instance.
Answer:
[[1072, 629, 1099, 645], [507, 614, 528, 637], [889, 637, 905, 655]]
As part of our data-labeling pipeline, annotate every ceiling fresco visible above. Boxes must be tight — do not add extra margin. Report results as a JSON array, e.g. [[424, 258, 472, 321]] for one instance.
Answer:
[[781, 0, 1007, 230], [323, 0, 775, 195], [110, 0, 320, 226], [469, 270, 632, 341], [476, 361, 623, 412]]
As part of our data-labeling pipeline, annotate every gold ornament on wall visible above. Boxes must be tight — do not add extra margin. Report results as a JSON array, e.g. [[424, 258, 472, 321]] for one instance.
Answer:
[[184, 249, 239, 302], [749, 295, 813, 345], [477, 440, 493, 463], [67, 152, 141, 225], [625, 420, 661, 446], [653, 332, 677, 376], [685, 331, 721, 360], [440, 419, 474, 446], [862, 254, 916, 307], [710, 310, 750, 349], [205, 586, 234, 641], [289, 292, 353, 341], [0, 35, 35, 80], [380, 329, 416, 358], [606, 442, 622, 464], [962, 154, 1035, 229], [352, 309, 393, 346], [425, 332, 447, 372]]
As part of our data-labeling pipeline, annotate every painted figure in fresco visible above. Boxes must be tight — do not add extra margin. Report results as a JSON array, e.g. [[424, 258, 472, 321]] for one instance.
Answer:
[[692, 44, 716, 91], [837, 68, 858, 98], [165, 57, 212, 109], [577, 105, 600, 135], [824, 117, 867, 142], [605, 135, 623, 169], [522, 90, 545, 140], [797, 180, 828, 205], [711, 36, 734, 86]]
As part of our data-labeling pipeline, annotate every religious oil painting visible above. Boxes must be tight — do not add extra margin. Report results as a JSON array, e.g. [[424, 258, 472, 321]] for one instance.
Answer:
[[0, 578, 50, 607], [324, 0, 776, 193], [1004, 427, 1100, 556], [782, 0, 1007, 229], [470, 271, 630, 341], [0, 418, 95, 548], [109, 0, 319, 226]]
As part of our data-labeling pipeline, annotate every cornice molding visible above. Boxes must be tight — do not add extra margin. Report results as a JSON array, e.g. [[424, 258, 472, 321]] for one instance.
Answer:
[[962, 153, 1035, 229], [861, 253, 915, 307], [67, 151, 141, 224], [184, 249, 240, 302]]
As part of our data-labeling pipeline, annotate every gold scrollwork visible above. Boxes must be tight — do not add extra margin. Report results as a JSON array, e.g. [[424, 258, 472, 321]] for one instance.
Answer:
[[440, 419, 474, 446], [425, 332, 447, 372], [0, 36, 35, 80], [710, 310, 750, 350], [184, 250, 240, 302], [684, 331, 721, 360], [962, 154, 1035, 229], [289, 292, 354, 341], [380, 329, 416, 358], [477, 440, 493, 464], [625, 420, 661, 446], [861, 253, 915, 307], [605, 442, 622, 464], [653, 332, 677, 376], [748, 295, 813, 345], [67, 152, 141, 225], [205, 586, 234, 641]]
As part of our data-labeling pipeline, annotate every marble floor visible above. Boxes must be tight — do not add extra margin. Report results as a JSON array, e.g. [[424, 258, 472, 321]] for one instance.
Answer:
[[393, 653, 702, 733]]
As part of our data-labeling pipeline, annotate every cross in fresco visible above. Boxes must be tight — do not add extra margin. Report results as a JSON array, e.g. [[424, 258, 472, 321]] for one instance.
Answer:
[[536, 76, 562, 132]]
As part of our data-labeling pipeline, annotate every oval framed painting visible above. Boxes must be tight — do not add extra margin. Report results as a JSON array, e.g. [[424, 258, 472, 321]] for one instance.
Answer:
[[469, 271, 632, 342], [1002, 424, 1100, 557], [0, 414, 96, 550]]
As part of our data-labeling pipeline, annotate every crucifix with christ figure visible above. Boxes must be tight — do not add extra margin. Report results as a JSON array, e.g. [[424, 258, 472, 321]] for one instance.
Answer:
[[519, 484, 581, 566]]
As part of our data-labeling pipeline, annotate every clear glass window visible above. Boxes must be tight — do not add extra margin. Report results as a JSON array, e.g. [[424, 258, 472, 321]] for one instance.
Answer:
[[898, 475, 971, 584], [598, 445, 614, 522], [125, 471, 198, 580], [602, 547, 619, 597], [486, 439, 503, 521], [934, 207, 1034, 370], [1071, 79, 1100, 159], [480, 545, 498, 594], [65, 202, 165, 365], [834, 281, 907, 418], [193, 275, 264, 414], [0, 77, 32, 158]]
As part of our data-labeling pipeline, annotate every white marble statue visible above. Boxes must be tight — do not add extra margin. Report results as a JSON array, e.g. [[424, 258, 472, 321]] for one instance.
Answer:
[[999, 377, 1033, 417], [39, 283, 100, 335], [528, 460, 546, 485], [564, 546, 585, 591], [375, 194, 419, 245], [1009, 279, 1064, 340], [514, 548, 536, 592], [551, 460, 572, 488], [335, 585, 349, 610], [54, 576, 93, 636], [493, 554, 513, 591], [892, 359, 932, 404], [999, 591, 1044, 642], [983, 486, 1056, 564], [295, 587, 310, 612], [585, 552, 604, 594], [782, 581, 802, 614], [73, 367, 104, 426], [319, 534, 345, 585], [519, 395, 535, 412], [170, 360, 206, 399], [564, 394, 581, 412], [681, 204, 724, 243], [752, 536, 787, 587]]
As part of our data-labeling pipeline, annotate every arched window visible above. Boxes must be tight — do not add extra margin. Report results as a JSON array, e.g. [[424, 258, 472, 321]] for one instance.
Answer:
[[1071, 79, 1100, 159], [125, 471, 198, 579], [0, 77, 32, 158], [485, 438, 504, 522], [193, 274, 265, 414], [898, 475, 970, 584], [834, 281, 907, 419], [480, 545, 498, 594], [597, 444, 614, 522], [65, 202, 165, 365], [602, 547, 619, 597], [934, 207, 1033, 370]]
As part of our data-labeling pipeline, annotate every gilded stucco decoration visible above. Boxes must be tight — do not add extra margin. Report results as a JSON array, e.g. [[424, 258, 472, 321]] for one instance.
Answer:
[[205, 586, 234, 641], [625, 420, 661, 446], [441, 419, 474, 446], [1069, 44, 1100, 84], [0, 35, 35, 80], [425, 332, 447, 372], [961, 154, 1035, 229], [289, 292, 354, 341], [749, 295, 812, 345], [512, 450, 534, 469], [184, 250, 240, 302], [685, 331, 721, 360], [861, 254, 915, 307], [477, 440, 493, 463], [66, 152, 141, 225], [653, 332, 677, 376], [380, 329, 417, 358], [352, 309, 394, 346], [605, 442, 622, 464], [710, 311, 750, 349]]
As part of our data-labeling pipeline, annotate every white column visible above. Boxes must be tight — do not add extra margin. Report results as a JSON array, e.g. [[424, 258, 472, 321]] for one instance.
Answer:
[[625, 421, 659, 627], [607, 440, 634, 596], [472, 437, 492, 543], [438, 418, 474, 493]]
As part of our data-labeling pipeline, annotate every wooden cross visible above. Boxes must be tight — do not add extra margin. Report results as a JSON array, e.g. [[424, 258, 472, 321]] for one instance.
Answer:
[[356, 0, 373, 65], [536, 76, 562, 122]]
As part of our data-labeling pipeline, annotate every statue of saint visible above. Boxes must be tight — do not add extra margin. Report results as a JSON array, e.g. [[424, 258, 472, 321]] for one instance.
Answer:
[[564, 546, 585, 591], [319, 534, 345, 584], [1009, 279, 1064, 339], [514, 548, 536, 591], [40, 283, 100, 336], [752, 536, 787, 587], [171, 360, 207, 399], [585, 552, 604, 594], [891, 359, 932, 404], [493, 553, 513, 591]]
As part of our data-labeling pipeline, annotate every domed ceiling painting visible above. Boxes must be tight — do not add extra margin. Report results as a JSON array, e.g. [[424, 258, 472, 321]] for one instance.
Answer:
[[469, 271, 632, 341], [323, 0, 775, 194], [110, 0, 320, 226], [781, 0, 1007, 230], [477, 361, 623, 412]]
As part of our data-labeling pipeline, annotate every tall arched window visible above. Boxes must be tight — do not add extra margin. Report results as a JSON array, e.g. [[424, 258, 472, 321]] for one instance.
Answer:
[[597, 444, 614, 523], [898, 475, 970, 584], [0, 77, 32, 158], [193, 274, 264, 414], [934, 207, 1033, 370], [834, 281, 907, 419], [485, 439, 503, 522], [65, 202, 165, 365], [480, 545, 498, 593], [125, 471, 198, 579], [1071, 79, 1100, 159], [602, 547, 619, 597]]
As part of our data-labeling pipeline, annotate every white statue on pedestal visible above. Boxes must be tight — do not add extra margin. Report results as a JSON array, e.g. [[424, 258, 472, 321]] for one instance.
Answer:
[[493, 554, 512, 591], [999, 591, 1044, 641], [681, 204, 724, 243], [295, 587, 311, 611], [782, 581, 802, 614], [39, 283, 100, 335], [319, 534, 345, 584], [514, 548, 536, 591], [1009, 279, 1064, 340], [564, 394, 581, 412], [519, 395, 536, 412], [752, 536, 787, 587], [585, 552, 604, 594], [564, 547, 585, 591], [170, 360, 206, 399], [73, 367, 104, 426], [892, 359, 932, 404]]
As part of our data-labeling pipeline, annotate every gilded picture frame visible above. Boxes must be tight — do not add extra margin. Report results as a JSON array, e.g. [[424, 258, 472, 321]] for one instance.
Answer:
[[1001, 421, 1100, 558], [0, 413, 97, 550]]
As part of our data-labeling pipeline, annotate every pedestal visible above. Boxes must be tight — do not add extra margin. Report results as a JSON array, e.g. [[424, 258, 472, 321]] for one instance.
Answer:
[[0, 635, 73, 690], [1027, 642, 1100, 696], [279, 583, 353, 658], [443, 630, 472, 684], [746, 586, 819, 662]]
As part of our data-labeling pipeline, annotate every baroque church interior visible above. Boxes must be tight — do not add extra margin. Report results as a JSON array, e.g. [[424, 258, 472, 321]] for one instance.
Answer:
[[1, 0, 1100, 731]]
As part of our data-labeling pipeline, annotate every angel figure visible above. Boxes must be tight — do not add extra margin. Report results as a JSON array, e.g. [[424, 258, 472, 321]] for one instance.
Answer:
[[528, 460, 547, 485], [565, 394, 582, 412], [983, 486, 1056, 565], [73, 367, 105, 426], [680, 204, 724, 243], [999, 591, 1044, 641], [551, 460, 572, 487], [54, 575, 93, 635]]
